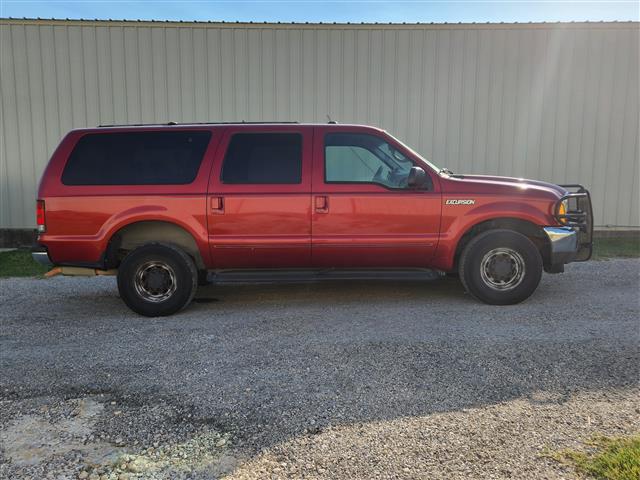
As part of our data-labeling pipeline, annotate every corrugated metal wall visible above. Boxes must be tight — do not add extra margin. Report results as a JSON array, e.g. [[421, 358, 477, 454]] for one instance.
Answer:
[[1, 19, 638, 229]]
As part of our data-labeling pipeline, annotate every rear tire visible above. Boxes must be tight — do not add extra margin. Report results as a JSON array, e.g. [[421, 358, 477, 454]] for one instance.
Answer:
[[117, 243, 198, 317], [459, 229, 542, 305]]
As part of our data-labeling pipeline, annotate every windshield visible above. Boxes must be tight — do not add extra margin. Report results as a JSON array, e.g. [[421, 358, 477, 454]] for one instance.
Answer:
[[373, 140, 413, 172], [384, 132, 441, 173]]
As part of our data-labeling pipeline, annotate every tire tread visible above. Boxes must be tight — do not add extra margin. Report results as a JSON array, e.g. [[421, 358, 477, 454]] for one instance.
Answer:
[[458, 229, 542, 305], [117, 242, 198, 316]]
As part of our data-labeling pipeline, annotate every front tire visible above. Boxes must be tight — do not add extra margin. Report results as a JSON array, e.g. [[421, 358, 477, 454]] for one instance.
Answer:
[[117, 243, 198, 317], [459, 229, 542, 305]]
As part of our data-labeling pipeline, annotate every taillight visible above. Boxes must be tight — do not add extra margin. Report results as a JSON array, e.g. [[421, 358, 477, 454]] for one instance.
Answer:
[[36, 200, 46, 233]]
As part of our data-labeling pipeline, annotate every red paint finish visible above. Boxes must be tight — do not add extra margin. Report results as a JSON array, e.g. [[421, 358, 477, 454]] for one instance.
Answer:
[[206, 126, 313, 268], [37, 125, 219, 266], [431, 175, 564, 271], [41, 195, 209, 265], [311, 126, 442, 268], [36, 123, 567, 273]]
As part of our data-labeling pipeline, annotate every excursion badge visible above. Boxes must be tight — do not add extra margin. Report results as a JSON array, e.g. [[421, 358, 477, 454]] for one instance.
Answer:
[[445, 199, 476, 205]]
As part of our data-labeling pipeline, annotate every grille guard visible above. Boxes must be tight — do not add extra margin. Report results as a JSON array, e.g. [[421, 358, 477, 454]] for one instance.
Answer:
[[558, 184, 594, 261]]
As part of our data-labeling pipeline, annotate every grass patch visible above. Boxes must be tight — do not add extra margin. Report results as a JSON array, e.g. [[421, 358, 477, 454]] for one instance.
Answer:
[[0, 249, 48, 278], [592, 237, 640, 260], [550, 435, 640, 480]]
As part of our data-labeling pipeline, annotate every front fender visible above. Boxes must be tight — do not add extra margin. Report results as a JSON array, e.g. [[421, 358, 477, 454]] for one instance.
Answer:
[[432, 198, 555, 271]]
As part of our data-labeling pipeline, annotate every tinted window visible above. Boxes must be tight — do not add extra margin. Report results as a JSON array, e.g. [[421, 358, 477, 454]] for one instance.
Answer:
[[325, 133, 418, 189], [221, 133, 302, 184], [62, 131, 211, 185]]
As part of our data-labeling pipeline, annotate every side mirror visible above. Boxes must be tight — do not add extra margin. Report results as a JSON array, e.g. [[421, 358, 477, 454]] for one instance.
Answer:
[[407, 166, 427, 188]]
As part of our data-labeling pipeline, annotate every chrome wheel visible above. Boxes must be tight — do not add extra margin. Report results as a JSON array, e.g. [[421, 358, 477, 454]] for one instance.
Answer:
[[134, 261, 177, 302], [480, 247, 526, 291]]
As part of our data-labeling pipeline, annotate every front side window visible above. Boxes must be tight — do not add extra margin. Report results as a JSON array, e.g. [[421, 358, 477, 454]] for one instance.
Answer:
[[62, 131, 211, 185], [221, 133, 302, 184], [324, 133, 417, 189]]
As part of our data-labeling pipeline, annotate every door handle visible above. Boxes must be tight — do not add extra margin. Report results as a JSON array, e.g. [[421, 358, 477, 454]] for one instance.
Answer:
[[211, 196, 224, 214], [315, 195, 329, 214]]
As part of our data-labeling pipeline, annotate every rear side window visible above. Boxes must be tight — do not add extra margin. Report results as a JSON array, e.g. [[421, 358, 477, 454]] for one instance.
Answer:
[[62, 131, 211, 185], [221, 133, 302, 184]]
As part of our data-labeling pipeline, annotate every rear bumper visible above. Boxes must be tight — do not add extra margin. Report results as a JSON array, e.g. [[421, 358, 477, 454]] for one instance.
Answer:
[[31, 245, 53, 267], [543, 226, 578, 266]]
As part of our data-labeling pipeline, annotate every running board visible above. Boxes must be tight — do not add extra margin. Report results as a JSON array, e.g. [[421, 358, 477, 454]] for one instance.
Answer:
[[207, 269, 444, 284]]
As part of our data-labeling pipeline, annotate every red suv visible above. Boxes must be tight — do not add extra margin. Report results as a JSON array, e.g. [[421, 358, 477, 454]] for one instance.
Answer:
[[32, 123, 592, 316]]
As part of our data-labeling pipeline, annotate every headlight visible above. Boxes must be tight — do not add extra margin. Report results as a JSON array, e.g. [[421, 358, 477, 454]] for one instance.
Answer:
[[555, 198, 569, 224]]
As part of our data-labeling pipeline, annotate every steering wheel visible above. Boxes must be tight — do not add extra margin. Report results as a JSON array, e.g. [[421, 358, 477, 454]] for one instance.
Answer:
[[372, 166, 385, 184], [382, 166, 409, 188]]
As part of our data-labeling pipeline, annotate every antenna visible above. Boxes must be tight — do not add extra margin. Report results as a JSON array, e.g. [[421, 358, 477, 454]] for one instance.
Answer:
[[326, 114, 337, 124]]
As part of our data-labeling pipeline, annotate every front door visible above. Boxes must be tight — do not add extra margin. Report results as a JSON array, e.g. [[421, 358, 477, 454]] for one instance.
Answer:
[[311, 127, 441, 268], [207, 127, 312, 269]]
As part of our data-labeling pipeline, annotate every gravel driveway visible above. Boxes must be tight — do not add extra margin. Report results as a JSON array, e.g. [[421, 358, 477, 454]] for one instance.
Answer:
[[1, 259, 639, 479]]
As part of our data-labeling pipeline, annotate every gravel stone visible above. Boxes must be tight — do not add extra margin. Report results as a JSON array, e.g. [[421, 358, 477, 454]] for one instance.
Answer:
[[1, 259, 638, 479]]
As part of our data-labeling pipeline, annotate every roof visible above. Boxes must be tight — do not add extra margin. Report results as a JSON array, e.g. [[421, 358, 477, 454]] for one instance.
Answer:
[[1, 17, 637, 30], [97, 121, 303, 128], [89, 122, 379, 130]]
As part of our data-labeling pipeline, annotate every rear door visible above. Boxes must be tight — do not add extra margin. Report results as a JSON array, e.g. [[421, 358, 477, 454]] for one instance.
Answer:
[[207, 126, 312, 268], [311, 127, 441, 268]]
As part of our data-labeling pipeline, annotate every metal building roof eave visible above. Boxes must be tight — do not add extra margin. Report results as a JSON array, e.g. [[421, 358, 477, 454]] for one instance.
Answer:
[[1, 17, 638, 30]]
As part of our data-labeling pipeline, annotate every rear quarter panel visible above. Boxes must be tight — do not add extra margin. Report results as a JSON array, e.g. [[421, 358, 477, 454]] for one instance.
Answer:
[[37, 127, 221, 266]]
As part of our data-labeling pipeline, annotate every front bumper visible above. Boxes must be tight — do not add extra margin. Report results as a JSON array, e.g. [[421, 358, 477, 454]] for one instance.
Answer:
[[543, 184, 593, 272], [543, 226, 579, 266], [31, 245, 53, 267]]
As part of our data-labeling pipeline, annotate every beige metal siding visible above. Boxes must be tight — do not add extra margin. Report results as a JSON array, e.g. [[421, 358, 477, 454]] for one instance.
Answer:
[[0, 19, 638, 228]]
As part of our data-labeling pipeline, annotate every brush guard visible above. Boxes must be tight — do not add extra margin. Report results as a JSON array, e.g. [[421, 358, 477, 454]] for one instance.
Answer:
[[557, 184, 593, 261]]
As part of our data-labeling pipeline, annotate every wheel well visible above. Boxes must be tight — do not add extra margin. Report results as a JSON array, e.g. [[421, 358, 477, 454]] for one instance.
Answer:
[[105, 221, 204, 269], [453, 218, 551, 270]]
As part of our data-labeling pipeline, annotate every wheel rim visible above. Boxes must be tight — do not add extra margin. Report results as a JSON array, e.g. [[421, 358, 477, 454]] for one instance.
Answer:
[[134, 261, 177, 302], [480, 247, 526, 291]]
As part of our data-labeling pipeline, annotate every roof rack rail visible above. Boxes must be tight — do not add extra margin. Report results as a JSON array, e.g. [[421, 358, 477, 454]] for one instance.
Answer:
[[97, 121, 300, 127]]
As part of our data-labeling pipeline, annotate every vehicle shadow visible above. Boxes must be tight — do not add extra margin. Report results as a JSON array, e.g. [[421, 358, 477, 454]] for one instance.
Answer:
[[1, 266, 639, 475], [194, 275, 468, 306]]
